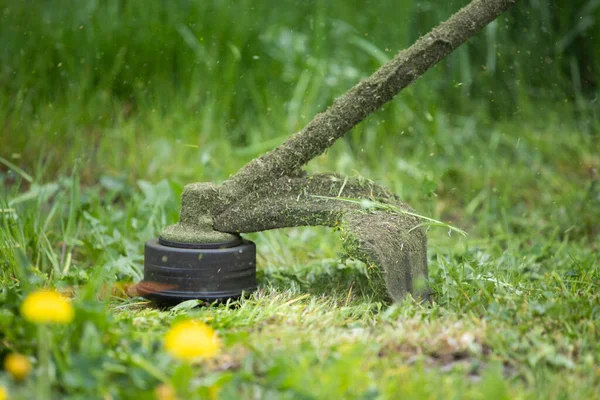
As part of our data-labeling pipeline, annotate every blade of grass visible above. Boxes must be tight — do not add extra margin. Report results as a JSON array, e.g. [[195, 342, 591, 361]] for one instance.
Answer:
[[0, 155, 33, 183], [312, 195, 467, 237]]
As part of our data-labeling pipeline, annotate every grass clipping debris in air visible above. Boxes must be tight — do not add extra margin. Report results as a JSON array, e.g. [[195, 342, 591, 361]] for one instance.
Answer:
[[160, 0, 519, 302]]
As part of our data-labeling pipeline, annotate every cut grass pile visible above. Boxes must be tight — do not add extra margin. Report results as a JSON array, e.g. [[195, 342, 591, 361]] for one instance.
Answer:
[[1, 0, 600, 398]]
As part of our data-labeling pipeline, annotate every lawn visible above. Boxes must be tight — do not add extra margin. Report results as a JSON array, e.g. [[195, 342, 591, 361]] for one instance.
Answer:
[[1, 0, 599, 399]]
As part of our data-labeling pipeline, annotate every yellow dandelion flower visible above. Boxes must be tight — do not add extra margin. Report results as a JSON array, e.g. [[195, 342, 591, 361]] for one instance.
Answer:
[[154, 383, 178, 400], [4, 353, 32, 381], [164, 320, 220, 361], [20, 290, 74, 324], [0, 385, 8, 400]]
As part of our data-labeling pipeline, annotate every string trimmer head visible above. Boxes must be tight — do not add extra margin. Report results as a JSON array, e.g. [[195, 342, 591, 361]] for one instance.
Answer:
[[138, 236, 256, 306]]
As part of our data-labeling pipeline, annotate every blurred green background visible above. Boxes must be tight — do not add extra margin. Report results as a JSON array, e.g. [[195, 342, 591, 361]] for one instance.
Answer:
[[2, 0, 598, 154]]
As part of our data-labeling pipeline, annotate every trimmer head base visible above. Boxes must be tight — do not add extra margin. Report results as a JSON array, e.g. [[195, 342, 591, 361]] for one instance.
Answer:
[[139, 237, 256, 306]]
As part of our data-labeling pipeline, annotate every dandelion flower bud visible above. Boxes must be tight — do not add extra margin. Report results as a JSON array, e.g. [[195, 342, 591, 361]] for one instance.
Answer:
[[4, 353, 32, 381]]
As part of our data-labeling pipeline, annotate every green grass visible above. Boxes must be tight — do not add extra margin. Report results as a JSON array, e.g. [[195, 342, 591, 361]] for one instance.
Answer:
[[1, 0, 600, 399]]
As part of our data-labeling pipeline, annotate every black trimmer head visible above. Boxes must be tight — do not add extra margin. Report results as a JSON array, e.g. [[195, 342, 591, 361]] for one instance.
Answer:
[[138, 236, 257, 306]]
